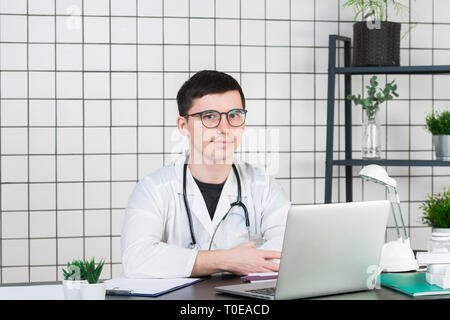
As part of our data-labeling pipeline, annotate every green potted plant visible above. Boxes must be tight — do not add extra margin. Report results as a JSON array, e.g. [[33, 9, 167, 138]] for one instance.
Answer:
[[425, 110, 450, 161], [342, 0, 411, 66], [79, 258, 106, 300], [420, 188, 450, 234], [347, 75, 399, 159], [62, 259, 87, 300]]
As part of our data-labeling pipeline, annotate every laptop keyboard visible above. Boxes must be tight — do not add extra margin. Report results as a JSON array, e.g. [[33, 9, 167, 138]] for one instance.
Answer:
[[245, 287, 276, 296]]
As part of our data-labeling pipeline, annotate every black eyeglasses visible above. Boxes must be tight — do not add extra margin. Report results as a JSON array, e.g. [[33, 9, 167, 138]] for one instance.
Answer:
[[185, 109, 247, 128]]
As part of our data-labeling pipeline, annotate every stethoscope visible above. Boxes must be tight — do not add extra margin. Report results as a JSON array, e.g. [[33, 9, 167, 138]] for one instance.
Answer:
[[183, 160, 250, 250]]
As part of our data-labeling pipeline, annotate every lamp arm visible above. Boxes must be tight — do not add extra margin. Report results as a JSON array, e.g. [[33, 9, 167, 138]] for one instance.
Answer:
[[393, 188, 408, 239], [386, 187, 401, 239]]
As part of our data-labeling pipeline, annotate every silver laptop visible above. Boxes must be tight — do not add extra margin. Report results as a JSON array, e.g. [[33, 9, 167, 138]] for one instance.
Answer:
[[215, 200, 390, 300]]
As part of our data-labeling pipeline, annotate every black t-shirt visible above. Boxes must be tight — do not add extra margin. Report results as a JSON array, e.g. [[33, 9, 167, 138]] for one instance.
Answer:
[[193, 177, 225, 220]]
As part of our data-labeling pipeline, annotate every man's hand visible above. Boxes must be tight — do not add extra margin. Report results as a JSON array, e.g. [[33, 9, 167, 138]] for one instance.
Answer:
[[222, 242, 281, 275], [190, 242, 281, 277]]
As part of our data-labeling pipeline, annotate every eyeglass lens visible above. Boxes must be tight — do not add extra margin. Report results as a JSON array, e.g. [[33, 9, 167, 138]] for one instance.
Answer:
[[201, 109, 246, 128]]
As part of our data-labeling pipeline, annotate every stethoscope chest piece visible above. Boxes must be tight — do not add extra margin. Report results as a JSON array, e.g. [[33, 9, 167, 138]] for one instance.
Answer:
[[189, 243, 199, 250]]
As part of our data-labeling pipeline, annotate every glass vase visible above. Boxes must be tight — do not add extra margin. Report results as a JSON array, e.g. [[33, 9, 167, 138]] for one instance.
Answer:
[[361, 112, 381, 159]]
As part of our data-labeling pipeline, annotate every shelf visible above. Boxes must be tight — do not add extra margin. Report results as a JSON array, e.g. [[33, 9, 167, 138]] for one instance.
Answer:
[[325, 35, 450, 203], [331, 159, 450, 167], [335, 65, 450, 75]]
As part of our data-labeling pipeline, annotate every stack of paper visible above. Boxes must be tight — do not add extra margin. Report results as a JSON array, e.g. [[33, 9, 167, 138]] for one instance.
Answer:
[[0, 285, 64, 300], [417, 252, 450, 289], [416, 252, 450, 264]]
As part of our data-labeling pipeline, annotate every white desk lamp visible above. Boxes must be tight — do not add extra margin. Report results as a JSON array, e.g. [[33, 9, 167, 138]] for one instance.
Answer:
[[360, 165, 419, 272]]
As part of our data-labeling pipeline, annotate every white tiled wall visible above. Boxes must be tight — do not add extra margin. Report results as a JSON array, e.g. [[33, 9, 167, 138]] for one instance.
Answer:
[[0, 0, 449, 283]]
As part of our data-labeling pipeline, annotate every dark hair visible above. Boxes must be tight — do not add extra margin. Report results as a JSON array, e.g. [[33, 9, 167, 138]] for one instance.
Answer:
[[176, 70, 245, 116]]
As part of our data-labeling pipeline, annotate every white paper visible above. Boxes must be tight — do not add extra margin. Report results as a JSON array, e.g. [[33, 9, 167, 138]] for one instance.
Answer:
[[247, 272, 278, 276], [0, 284, 64, 300], [0, 277, 202, 299], [104, 277, 202, 295]]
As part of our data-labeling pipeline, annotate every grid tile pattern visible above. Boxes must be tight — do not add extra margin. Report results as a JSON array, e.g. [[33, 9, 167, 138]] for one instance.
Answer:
[[0, 0, 449, 283]]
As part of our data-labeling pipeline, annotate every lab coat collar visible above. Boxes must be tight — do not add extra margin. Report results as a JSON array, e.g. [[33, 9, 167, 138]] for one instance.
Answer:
[[172, 151, 245, 198], [172, 151, 247, 236]]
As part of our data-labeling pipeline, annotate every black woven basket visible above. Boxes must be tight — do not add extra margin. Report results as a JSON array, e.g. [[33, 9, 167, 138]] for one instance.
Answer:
[[352, 21, 401, 67]]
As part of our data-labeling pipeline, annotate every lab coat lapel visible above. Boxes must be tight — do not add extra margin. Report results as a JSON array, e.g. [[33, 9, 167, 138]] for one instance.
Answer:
[[173, 153, 215, 237]]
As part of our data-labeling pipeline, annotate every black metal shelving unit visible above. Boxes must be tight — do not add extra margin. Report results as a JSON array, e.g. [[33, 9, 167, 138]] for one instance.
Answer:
[[325, 34, 450, 204]]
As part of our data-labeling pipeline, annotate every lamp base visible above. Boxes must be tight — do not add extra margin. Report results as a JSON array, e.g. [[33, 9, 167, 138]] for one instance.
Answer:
[[380, 238, 419, 272]]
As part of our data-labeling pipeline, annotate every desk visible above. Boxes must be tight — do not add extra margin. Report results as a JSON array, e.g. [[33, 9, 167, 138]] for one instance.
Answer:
[[2, 273, 450, 300], [107, 273, 450, 300]]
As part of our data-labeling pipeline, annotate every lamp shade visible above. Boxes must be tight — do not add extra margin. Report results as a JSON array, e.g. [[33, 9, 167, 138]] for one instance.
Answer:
[[359, 165, 397, 188]]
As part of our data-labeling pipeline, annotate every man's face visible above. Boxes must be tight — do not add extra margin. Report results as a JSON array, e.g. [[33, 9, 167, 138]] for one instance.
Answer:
[[178, 90, 245, 165]]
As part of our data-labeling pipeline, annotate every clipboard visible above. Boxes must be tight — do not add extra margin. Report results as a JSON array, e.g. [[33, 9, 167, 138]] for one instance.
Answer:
[[104, 277, 204, 297]]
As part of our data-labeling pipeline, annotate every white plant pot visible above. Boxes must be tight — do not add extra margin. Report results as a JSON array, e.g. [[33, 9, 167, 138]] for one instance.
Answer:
[[80, 282, 106, 300], [63, 279, 88, 300], [433, 228, 450, 235]]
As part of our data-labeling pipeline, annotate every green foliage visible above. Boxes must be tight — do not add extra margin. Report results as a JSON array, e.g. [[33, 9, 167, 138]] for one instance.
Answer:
[[420, 188, 450, 228], [425, 110, 450, 135], [342, 0, 408, 21], [79, 258, 105, 284], [346, 76, 399, 120], [62, 259, 86, 281]]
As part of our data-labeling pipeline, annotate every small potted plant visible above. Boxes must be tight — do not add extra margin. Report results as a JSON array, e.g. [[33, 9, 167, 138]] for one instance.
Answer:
[[342, 0, 411, 66], [62, 259, 87, 300], [347, 75, 399, 159], [79, 257, 106, 300], [425, 110, 450, 161], [420, 187, 450, 234]]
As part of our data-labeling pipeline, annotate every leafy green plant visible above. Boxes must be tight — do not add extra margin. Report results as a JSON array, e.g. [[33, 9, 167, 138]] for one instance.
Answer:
[[62, 259, 86, 281], [343, 0, 408, 21], [79, 258, 105, 284], [346, 76, 399, 120], [420, 188, 450, 228], [425, 110, 450, 135]]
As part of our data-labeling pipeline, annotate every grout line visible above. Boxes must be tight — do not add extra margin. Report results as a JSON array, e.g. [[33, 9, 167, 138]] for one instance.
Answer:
[[162, 0, 165, 166], [54, 0, 59, 281], [264, 0, 267, 173], [408, 0, 412, 237], [108, 0, 112, 278], [0, 9, 2, 284], [289, 0, 292, 202], [431, 0, 435, 198], [26, 0, 31, 283], [313, 0, 317, 203]]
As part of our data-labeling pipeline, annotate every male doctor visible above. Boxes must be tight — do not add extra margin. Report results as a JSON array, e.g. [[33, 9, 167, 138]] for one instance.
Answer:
[[121, 70, 291, 278]]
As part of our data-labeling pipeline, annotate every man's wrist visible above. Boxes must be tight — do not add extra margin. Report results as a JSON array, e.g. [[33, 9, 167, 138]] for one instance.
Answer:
[[213, 249, 229, 273], [191, 249, 230, 276]]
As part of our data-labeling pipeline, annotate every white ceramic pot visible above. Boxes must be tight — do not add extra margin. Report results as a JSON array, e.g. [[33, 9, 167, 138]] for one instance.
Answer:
[[63, 279, 88, 300], [433, 228, 450, 235], [80, 282, 106, 300]]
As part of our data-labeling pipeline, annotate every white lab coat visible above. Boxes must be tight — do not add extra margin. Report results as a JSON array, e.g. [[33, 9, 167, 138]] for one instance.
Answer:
[[121, 152, 291, 278]]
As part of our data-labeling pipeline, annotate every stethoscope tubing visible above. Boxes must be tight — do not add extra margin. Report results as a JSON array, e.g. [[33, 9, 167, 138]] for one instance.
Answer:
[[183, 161, 250, 250]]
